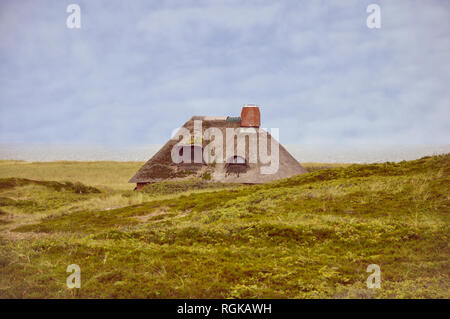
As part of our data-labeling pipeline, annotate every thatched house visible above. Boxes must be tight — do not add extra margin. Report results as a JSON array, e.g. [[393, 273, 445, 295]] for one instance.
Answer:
[[130, 105, 307, 189]]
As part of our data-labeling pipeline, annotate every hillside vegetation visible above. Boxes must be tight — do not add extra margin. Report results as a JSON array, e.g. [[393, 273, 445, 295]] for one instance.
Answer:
[[0, 155, 448, 298]]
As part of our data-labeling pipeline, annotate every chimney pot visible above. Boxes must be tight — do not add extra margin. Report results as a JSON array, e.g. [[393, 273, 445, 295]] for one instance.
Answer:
[[240, 104, 260, 127]]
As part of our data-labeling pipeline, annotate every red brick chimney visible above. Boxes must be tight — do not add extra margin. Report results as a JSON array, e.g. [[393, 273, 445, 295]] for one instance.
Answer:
[[240, 104, 260, 127]]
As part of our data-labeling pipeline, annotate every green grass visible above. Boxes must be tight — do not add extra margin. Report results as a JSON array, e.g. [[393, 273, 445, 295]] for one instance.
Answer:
[[0, 155, 448, 298]]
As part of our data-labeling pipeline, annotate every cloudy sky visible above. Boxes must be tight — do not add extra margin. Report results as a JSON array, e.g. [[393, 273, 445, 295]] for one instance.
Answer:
[[0, 0, 449, 146]]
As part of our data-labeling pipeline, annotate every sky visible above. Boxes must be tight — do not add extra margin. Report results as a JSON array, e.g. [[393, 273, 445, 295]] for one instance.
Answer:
[[0, 0, 449, 146]]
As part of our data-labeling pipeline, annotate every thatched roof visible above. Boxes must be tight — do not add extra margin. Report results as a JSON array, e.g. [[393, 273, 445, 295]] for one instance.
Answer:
[[129, 116, 307, 184]]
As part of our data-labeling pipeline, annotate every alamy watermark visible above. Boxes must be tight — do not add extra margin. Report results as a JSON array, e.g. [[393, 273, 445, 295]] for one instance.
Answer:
[[66, 264, 81, 288], [170, 120, 280, 175], [366, 264, 381, 288], [65, 4, 381, 30], [366, 4, 381, 29], [66, 4, 81, 29]]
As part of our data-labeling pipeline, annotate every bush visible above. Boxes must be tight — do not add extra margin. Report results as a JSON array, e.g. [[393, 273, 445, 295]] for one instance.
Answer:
[[202, 172, 212, 180]]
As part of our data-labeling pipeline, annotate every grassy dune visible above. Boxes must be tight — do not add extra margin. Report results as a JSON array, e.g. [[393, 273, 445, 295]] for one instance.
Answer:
[[0, 155, 448, 298], [0, 161, 144, 190]]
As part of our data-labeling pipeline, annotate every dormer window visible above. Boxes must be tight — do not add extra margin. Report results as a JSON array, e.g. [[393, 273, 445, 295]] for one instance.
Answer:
[[227, 155, 246, 164], [225, 155, 248, 177]]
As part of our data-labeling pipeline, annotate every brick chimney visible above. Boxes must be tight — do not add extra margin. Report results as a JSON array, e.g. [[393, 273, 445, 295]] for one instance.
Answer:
[[240, 104, 260, 127]]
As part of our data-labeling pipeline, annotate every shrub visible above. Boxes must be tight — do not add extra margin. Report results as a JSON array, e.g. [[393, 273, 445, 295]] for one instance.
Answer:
[[202, 172, 212, 180]]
